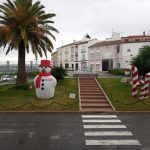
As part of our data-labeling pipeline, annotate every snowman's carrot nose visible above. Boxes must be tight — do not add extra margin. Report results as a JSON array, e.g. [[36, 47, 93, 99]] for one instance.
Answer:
[[42, 68, 45, 72]]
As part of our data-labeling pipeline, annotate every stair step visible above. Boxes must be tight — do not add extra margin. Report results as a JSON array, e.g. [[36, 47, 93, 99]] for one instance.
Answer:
[[80, 90, 101, 92], [80, 93, 104, 96], [80, 91, 102, 93], [81, 99, 107, 103], [81, 96, 105, 99], [79, 77, 113, 112], [80, 85, 98, 87], [81, 108, 113, 112], [80, 81, 96, 82], [80, 87, 100, 89], [81, 103, 111, 107], [80, 84, 97, 86]]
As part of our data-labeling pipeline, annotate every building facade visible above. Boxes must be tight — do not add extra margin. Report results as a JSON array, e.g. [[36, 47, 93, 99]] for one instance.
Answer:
[[89, 34, 150, 71], [57, 35, 99, 71], [51, 51, 57, 67], [54, 33, 150, 72]]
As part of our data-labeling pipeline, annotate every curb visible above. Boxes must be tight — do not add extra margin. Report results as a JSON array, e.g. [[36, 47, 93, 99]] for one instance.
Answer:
[[0, 110, 150, 113]]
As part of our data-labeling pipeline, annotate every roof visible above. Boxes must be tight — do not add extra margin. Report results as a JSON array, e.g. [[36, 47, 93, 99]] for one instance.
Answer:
[[57, 39, 93, 49], [89, 35, 150, 48], [122, 35, 150, 38], [89, 40, 121, 48]]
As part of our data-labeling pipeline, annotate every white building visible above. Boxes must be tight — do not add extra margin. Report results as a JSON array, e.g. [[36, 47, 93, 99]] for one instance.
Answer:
[[89, 34, 150, 71], [57, 34, 99, 71]]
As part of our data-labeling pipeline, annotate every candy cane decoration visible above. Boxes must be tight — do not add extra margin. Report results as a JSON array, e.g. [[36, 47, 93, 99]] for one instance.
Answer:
[[144, 73, 150, 99], [125, 65, 139, 97], [139, 79, 145, 100]]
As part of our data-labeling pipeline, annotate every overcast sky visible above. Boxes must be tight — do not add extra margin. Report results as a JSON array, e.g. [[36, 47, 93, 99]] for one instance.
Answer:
[[0, 0, 150, 62]]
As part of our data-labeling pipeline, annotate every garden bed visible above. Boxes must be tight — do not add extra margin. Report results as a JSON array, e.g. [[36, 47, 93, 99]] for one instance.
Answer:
[[97, 78, 150, 111], [0, 78, 79, 111]]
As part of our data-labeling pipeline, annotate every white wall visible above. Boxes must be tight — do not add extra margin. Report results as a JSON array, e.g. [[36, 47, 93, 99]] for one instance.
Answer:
[[120, 42, 150, 68]]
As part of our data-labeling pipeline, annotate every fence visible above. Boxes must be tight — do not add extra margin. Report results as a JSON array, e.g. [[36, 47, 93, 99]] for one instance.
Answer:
[[0, 61, 39, 73]]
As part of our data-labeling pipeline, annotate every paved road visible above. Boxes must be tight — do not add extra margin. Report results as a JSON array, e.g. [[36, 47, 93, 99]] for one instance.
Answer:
[[0, 113, 149, 150]]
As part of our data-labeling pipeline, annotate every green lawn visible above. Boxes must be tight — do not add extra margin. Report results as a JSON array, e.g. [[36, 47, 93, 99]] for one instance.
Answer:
[[0, 78, 79, 111], [97, 78, 150, 111]]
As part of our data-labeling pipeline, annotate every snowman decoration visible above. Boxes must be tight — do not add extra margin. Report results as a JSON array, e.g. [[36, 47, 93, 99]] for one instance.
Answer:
[[34, 60, 57, 99]]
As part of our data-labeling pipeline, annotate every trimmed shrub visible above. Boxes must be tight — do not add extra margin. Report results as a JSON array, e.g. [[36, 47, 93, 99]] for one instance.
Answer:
[[51, 66, 67, 81], [108, 68, 124, 75]]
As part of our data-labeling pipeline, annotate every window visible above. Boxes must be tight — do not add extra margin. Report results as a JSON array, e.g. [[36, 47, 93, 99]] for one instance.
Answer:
[[90, 64, 94, 71], [72, 64, 74, 70], [124, 39, 129, 42], [71, 46, 74, 53], [81, 45, 86, 53], [127, 49, 130, 52], [75, 45, 78, 51], [135, 39, 140, 41], [75, 52, 78, 61], [82, 54, 85, 60], [90, 53, 94, 60], [95, 52, 100, 60], [96, 64, 100, 71], [71, 55, 74, 61], [65, 63, 69, 68], [117, 63, 120, 68], [117, 45, 120, 53], [65, 50, 68, 54]]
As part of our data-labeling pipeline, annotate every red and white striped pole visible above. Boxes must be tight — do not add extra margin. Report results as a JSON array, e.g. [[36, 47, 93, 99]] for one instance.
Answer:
[[139, 79, 145, 100], [125, 65, 139, 97], [144, 73, 150, 99]]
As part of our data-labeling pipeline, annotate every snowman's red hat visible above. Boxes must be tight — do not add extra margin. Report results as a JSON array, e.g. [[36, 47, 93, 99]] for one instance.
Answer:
[[39, 60, 51, 67]]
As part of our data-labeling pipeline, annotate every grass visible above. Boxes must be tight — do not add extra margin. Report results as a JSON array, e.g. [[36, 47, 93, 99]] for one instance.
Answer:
[[0, 78, 79, 111], [97, 78, 150, 111]]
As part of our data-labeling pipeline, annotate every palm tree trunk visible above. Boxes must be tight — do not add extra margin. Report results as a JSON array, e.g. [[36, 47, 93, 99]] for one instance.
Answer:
[[16, 39, 27, 86]]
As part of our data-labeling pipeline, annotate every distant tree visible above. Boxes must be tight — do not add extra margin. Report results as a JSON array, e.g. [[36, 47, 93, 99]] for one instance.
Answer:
[[131, 45, 150, 76], [0, 0, 58, 87]]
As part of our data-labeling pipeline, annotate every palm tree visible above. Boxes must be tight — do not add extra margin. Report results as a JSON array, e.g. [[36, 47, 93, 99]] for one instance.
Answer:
[[0, 0, 58, 87]]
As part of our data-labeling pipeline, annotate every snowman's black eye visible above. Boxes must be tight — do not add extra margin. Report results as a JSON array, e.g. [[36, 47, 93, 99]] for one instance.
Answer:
[[45, 66, 47, 68]]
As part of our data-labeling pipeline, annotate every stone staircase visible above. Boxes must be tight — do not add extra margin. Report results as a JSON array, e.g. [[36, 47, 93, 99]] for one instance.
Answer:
[[79, 77, 114, 112]]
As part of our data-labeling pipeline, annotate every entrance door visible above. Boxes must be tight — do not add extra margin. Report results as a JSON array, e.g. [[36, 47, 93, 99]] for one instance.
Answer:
[[81, 62, 87, 71], [75, 63, 78, 70], [102, 60, 109, 71], [65, 63, 69, 69]]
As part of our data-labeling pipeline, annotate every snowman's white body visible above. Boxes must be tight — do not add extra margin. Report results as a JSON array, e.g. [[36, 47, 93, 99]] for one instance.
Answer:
[[34, 75, 57, 99], [34, 62, 57, 99]]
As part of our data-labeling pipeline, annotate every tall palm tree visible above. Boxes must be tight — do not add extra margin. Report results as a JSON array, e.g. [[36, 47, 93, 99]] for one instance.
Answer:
[[0, 0, 58, 86]]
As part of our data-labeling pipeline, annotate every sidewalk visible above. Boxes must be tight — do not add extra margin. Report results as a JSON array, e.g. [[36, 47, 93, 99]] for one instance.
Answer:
[[97, 71, 124, 78], [67, 70, 124, 78]]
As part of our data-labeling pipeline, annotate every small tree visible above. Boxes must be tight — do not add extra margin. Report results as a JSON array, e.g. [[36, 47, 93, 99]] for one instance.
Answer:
[[131, 45, 150, 76]]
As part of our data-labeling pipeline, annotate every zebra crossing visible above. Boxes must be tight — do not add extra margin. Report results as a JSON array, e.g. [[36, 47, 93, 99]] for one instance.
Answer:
[[82, 114, 141, 146]]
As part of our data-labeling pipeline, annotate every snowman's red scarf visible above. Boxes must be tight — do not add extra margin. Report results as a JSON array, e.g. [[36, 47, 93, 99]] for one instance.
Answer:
[[36, 72, 51, 88]]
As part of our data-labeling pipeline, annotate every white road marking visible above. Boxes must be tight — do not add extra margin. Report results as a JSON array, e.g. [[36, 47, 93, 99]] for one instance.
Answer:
[[28, 132, 34, 138], [82, 114, 141, 146], [84, 124, 127, 128], [85, 131, 133, 136], [0, 130, 17, 134], [82, 119, 121, 123], [86, 139, 141, 145], [82, 115, 117, 118]]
